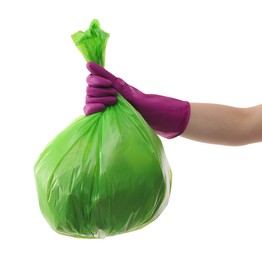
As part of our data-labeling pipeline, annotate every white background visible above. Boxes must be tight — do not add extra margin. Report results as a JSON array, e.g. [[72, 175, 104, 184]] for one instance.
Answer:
[[0, 0, 261, 259]]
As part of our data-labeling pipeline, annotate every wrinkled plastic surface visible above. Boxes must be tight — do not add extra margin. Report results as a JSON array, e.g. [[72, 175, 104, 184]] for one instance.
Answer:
[[71, 19, 109, 66], [34, 19, 172, 238]]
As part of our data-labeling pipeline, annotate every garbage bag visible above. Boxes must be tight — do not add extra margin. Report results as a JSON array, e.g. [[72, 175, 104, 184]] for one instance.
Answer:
[[34, 19, 172, 238]]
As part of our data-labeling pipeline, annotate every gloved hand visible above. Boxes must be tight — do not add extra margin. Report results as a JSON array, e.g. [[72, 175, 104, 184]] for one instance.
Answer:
[[85, 62, 190, 139]]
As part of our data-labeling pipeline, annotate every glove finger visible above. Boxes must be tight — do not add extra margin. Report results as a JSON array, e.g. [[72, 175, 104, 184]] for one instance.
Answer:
[[83, 103, 106, 115], [86, 74, 112, 87], [87, 86, 117, 97], [86, 96, 117, 106], [87, 62, 116, 82]]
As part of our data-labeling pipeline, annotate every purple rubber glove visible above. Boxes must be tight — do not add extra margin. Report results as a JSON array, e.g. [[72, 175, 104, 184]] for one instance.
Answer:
[[84, 62, 190, 139]]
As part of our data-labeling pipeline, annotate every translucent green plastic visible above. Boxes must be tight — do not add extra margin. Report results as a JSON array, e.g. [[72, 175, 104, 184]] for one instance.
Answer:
[[34, 19, 172, 238], [71, 19, 109, 66]]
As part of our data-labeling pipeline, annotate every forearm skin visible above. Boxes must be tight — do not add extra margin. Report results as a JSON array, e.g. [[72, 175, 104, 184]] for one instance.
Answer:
[[182, 103, 262, 146]]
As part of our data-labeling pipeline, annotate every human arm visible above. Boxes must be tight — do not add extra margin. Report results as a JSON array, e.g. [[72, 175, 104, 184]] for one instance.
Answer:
[[182, 103, 262, 146], [85, 62, 262, 145]]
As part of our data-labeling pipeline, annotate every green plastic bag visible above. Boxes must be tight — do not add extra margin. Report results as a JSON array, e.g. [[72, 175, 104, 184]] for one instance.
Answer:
[[34, 19, 172, 238]]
